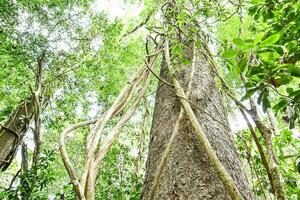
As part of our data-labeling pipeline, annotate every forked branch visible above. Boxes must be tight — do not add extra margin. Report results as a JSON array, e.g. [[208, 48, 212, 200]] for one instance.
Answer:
[[59, 119, 97, 200]]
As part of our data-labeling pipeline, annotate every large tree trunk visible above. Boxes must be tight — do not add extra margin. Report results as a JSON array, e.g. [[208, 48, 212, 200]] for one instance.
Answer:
[[142, 55, 252, 199]]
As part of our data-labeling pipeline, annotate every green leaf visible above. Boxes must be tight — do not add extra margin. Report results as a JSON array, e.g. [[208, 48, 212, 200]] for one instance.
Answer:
[[290, 67, 300, 77], [249, 66, 265, 75], [241, 88, 257, 101], [286, 87, 293, 94], [174, 45, 183, 56], [238, 58, 248, 72], [254, 32, 265, 45], [233, 38, 254, 50], [244, 81, 254, 88], [181, 57, 191, 65], [259, 33, 280, 47], [295, 94, 300, 103], [273, 99, 288, 111], [274, 77, 291, 86], [289, 89, 300, 97], [296, 156, 300, 174], [233, 38, 245, 47], [274, 64, 295, 71], [257, 91, 263, 105], [271, 45, 286, 55], [222, 49, 239, 58], [248, 5, 258, 15], [262, 94, 271, 112]]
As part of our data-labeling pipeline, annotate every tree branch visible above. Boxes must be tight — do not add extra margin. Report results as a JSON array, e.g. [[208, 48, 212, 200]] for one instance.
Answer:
[[59, 119, 97, 200]]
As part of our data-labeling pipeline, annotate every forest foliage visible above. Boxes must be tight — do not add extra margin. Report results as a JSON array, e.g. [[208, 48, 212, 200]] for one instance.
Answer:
[[0, 0, 299, 199]]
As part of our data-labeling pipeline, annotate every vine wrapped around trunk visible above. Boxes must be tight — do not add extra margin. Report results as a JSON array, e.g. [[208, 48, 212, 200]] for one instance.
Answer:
[[142, 45, 253, 199]]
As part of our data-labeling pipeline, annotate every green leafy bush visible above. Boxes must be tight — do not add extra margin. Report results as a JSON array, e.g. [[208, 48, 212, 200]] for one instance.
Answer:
[[0, 150, 56, 200]]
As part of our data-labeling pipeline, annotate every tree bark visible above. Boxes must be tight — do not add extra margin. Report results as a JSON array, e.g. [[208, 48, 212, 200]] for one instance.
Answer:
[[142, 56, 252, 199], [247, 103, 286, 200], [21, 142, 28, 174]]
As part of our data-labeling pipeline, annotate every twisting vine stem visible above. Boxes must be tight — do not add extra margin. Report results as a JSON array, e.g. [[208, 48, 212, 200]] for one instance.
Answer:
[[59, 42, 162, 199], [147, 40, 196, 199]]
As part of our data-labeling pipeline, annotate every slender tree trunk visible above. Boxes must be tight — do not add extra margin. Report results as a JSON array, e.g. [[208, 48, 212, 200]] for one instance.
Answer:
[[240, 74, 286, 199], [142, 55, 252, 199], [32, 95, 42, 167], [32, 58, 43, 167], [21, 142, 28, 174], [247, 103, 286, 200]]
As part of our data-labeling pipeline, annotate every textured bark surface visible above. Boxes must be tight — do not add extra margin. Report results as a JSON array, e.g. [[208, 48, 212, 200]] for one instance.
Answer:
[[142, 57, 252, 199]]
